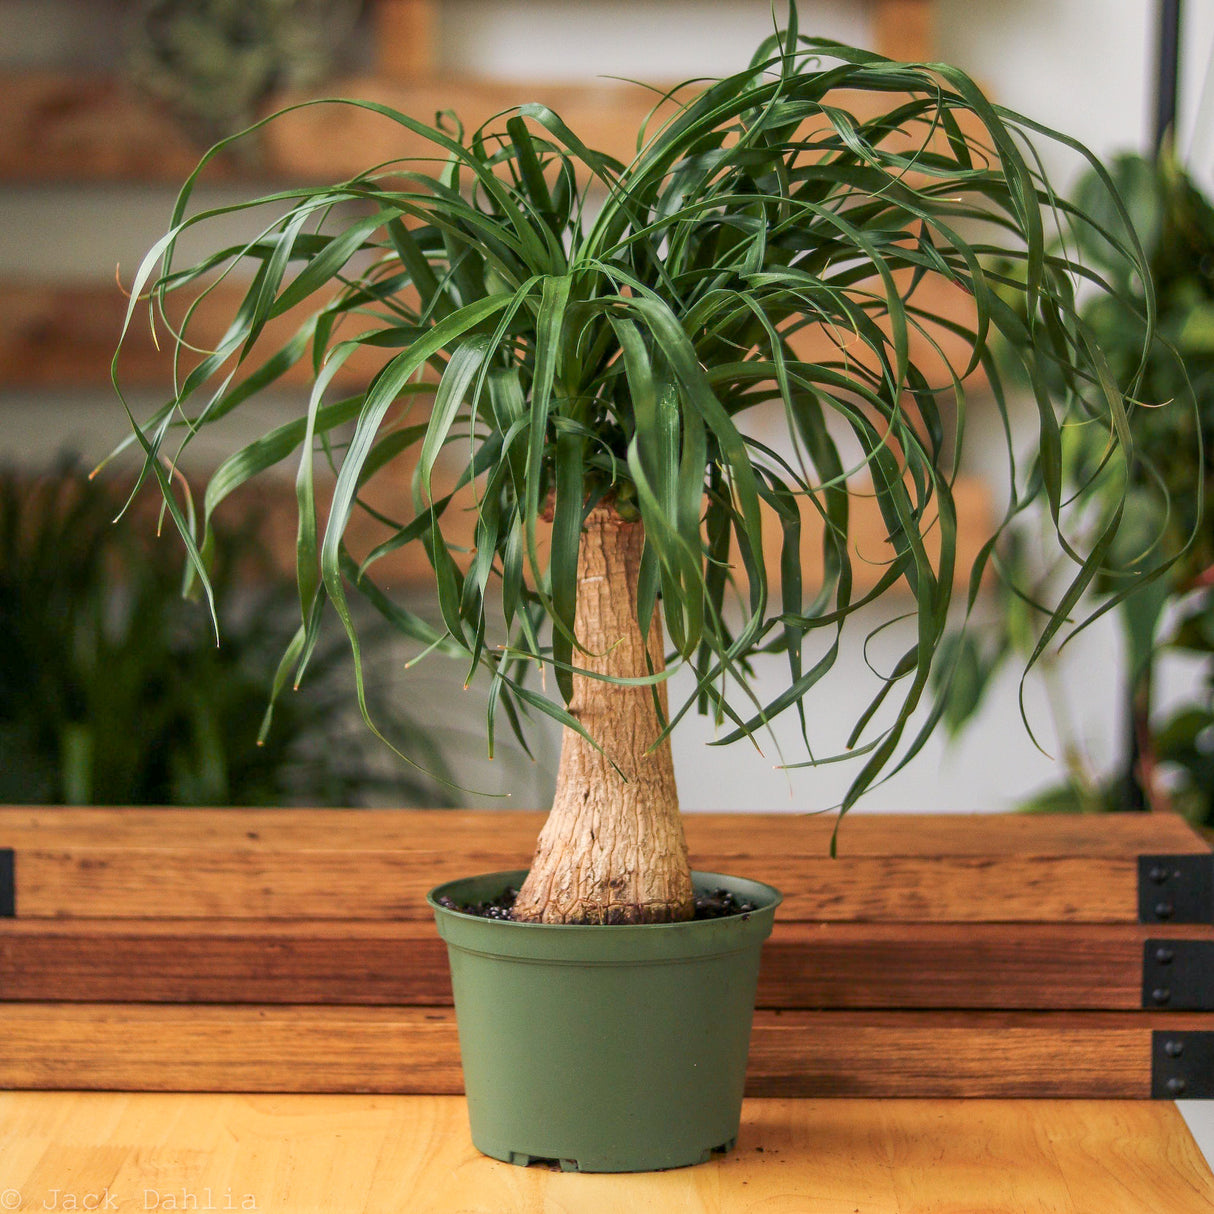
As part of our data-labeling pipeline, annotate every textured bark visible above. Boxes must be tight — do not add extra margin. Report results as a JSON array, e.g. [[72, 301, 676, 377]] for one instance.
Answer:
[[512, 504, 694, 924]]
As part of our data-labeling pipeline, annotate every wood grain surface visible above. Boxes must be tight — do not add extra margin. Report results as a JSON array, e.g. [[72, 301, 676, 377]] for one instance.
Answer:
[[4, 812, 1210, 1102], [4, 919, 1210, 1008], [0, 456, 991, 603], [0, 71, 683, 182], [5, 807, 1201, 854], [0, 1092, 1209, 1214], [0, 1004, 1208, 1098], [3, 809, 1205, 923], [0, 1092, 1211, 1213], [0, 68, 986, 185], [7, 848, 1148, 922], [3, 275, 979, 393]]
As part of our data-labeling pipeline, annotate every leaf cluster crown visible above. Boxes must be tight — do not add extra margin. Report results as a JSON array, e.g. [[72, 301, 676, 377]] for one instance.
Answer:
[[113, 12, 1159, 809]]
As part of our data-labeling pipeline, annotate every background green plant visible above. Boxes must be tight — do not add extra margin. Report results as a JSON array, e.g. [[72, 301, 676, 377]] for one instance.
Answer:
[[114, 14, 1165, 816], [0, 458, 454, 806], [127, 0, 362, 149], [933, 151, 1210, 824]]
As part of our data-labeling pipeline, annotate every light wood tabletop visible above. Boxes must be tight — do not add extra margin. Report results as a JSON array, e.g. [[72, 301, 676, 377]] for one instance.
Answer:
[[0, 1093, 1211, 1213]]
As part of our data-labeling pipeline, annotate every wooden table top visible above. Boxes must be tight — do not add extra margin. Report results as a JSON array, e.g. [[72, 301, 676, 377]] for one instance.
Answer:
[[1, 1093, 1211, 1213]]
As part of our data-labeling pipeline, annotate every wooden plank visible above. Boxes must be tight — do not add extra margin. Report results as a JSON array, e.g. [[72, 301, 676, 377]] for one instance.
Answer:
[[2, 810, 1205, 923], [11, 458, 992, 596], [872, 0, 934, 62], [0, 70, 990, 184], [1, 275, 981, 394], [0, 847, 1149, 923], [4, 919, 1210, 1009], [0, 71, 683, 183], [759, 922, 1214, 1011], [3, 807, 1203, 856], [748, 1010, 1196, 1100], [0, 1004, 1208, 1098], [1, 1092, 1209, 1214], [0, 281, 387, 392], [374, 0, 438, 80], [0, 73, 220, 183], [0, 1004, 463, 1094]]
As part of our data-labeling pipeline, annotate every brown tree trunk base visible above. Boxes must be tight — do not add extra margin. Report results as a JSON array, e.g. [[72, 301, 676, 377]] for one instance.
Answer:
[[512, 504, 694, 924]]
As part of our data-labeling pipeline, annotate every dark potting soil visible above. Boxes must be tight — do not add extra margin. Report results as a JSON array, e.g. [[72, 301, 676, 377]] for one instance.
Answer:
[[435, 885, 758, 922]]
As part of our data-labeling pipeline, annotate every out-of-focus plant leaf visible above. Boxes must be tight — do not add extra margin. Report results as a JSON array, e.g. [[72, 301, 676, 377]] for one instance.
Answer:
[[0, 458, 454, 807], [937, 150, 1212, 825], [127, 0, 362, 148]]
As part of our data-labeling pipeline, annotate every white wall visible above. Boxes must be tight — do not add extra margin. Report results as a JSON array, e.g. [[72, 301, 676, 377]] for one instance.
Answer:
[[1, 0, 1209, 814]]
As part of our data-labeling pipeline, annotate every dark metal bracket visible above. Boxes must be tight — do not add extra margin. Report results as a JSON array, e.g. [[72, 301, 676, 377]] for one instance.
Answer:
[[1144, 940, 1214, 1010], [1139, 854, 1213, 924], [0, 849, 12, 917], [1152, 1031, 1214, 1099]]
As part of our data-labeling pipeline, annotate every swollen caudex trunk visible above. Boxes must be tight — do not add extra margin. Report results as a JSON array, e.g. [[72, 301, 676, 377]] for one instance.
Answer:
[[512, 504, 695, 924]]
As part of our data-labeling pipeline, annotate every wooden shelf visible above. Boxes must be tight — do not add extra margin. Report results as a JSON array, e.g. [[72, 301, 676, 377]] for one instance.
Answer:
[[1, 267, 992, 595], [2, 0, 987, 599], [1, 273, 983, 395], [0, 3, 950, 188], [0, 70, 685, 184], [0, 0, 941, 183], [370, 0, 938, 81], [0, 69, 981, 185], [1, 69, 982, 184]]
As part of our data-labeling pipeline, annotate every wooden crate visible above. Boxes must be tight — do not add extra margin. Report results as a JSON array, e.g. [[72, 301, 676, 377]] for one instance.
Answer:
[[1, 808, 1211, 1098]]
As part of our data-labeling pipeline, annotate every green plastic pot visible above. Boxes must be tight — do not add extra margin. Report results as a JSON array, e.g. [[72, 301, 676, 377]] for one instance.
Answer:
[[427, 868, 781, 1173]]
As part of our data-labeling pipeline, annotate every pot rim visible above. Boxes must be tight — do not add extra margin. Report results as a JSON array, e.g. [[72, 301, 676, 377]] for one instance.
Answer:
[[428, 868, 781, 962], [427, 868, 782, 928]]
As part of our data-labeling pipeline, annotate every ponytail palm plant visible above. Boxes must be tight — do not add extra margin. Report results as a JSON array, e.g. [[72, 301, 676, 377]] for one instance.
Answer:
[[114, 14, 1159, 924]]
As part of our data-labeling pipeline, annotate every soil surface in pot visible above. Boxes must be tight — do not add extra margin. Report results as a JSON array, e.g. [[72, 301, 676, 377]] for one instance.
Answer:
[[436, 885, 759, 922]]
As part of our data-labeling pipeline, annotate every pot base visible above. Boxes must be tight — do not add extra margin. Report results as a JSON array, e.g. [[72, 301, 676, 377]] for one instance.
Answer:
[[499, 1136, 737, 1173], [429, 869, 781, 1173]]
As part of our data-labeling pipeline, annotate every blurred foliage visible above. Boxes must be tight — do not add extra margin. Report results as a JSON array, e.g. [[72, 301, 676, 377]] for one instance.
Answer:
[[934, 152, 1213, 825], [126, 0, 362, 148], [1067, 153, 1213, 601], [0, 459, 454, 807]]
